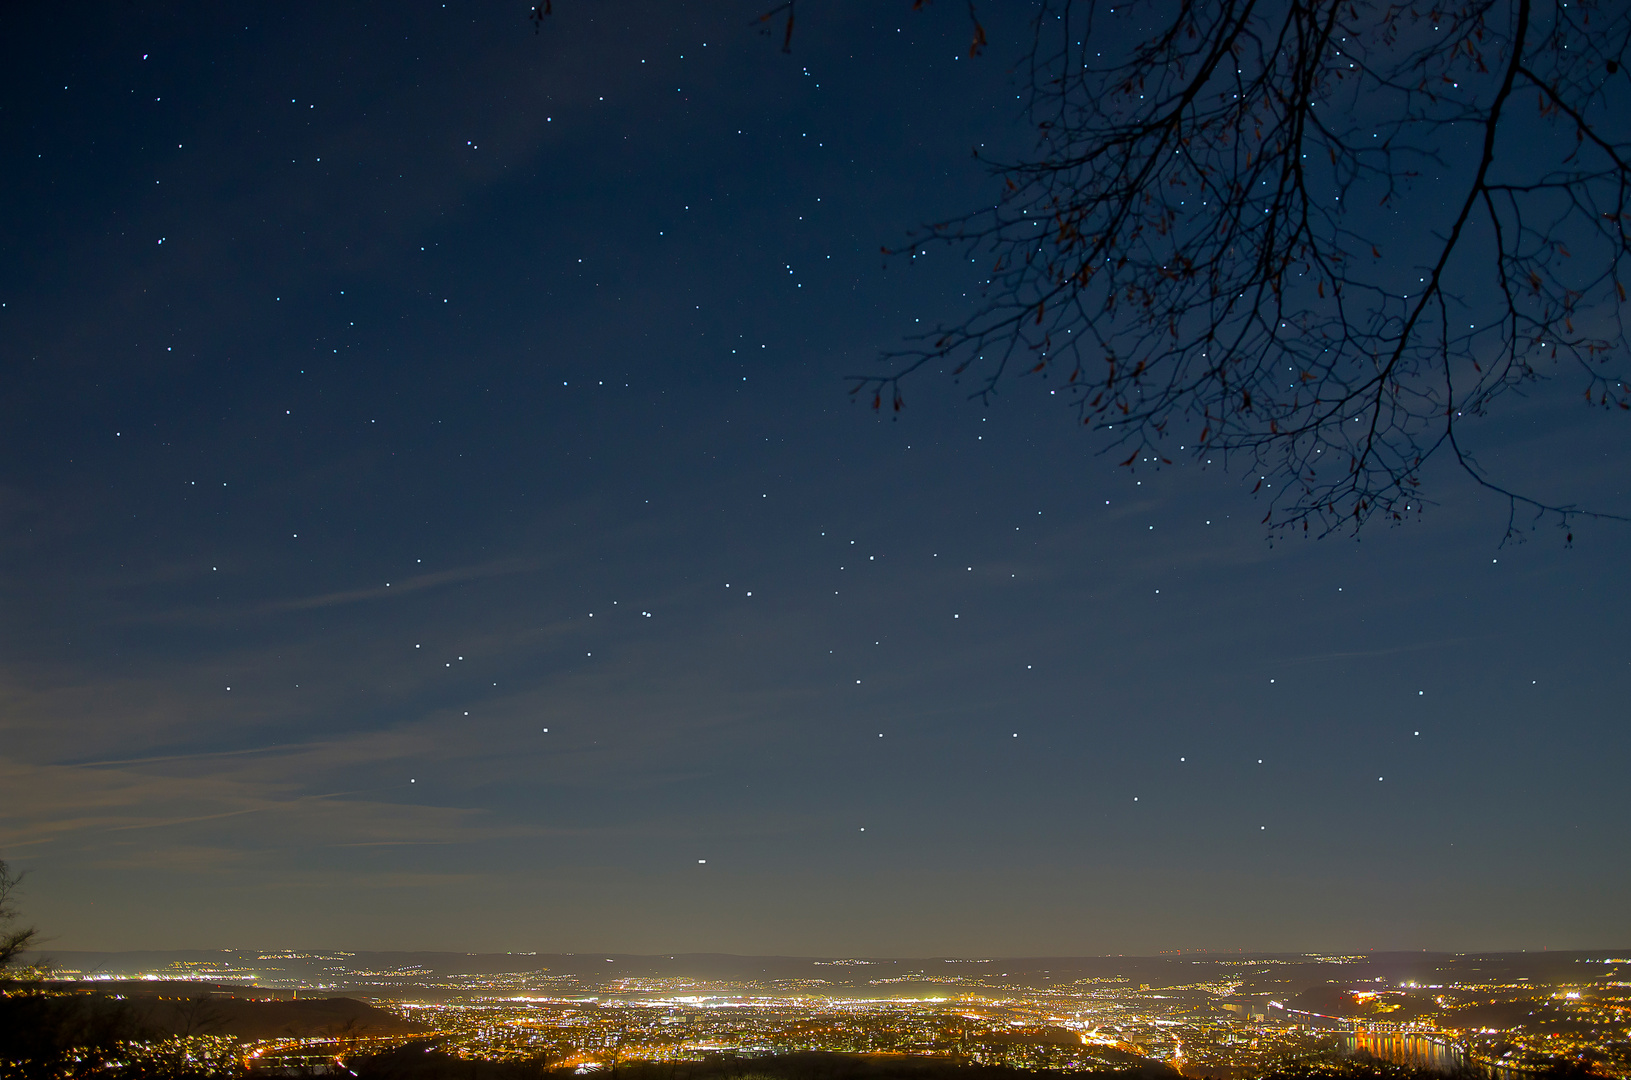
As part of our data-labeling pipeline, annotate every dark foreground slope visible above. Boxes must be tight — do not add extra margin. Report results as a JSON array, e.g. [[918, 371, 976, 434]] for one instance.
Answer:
[[0, 983, 425, 1079], [0, 982, 424, 1040]]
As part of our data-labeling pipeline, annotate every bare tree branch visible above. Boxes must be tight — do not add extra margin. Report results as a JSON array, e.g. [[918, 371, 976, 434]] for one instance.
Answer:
[[0, 858, 38, 971], [854, 0, 1631, 539]]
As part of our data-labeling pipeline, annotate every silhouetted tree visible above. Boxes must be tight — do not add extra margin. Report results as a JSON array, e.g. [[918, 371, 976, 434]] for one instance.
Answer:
[[0, 860, 165, 1079], [170, 994, 226, 1038], [0, 857, 37, 971], [348, 1042, 556, 1080], [0, 991, 151, 1080], [859, 0, 1631, 537]]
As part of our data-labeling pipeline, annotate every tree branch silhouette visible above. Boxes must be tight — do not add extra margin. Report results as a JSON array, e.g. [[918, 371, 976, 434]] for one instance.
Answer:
[[851, 0, 1629, 539], [0, 858, 37, 971]]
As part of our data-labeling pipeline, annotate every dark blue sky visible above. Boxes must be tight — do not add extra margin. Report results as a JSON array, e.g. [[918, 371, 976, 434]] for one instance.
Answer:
[[2, 1, 1627, 956]]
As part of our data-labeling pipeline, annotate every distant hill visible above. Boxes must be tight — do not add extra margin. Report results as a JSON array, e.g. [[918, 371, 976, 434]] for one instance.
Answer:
[[36, 981, 427, 1039]]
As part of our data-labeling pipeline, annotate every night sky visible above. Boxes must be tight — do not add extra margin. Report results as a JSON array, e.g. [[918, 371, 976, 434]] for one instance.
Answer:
[[2, 2, 1627, 957]]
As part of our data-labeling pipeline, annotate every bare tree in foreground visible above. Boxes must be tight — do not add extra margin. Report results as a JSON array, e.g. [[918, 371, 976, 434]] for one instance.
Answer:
[[0, 857, 37, 971], [854, 0, 1630, 538]]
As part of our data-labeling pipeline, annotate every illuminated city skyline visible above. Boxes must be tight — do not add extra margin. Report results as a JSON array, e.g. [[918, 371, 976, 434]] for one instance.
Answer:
[[32, 949, 1631, 1077]]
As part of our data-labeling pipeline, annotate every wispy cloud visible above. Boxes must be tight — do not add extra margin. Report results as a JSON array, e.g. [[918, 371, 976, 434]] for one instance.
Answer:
[[0, 756, 493, 851], [66, 742, 328, 769], [264, 557, 540, 612]]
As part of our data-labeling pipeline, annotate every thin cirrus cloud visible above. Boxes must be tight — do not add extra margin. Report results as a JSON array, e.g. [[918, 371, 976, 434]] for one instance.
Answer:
[[65, 741, 331, 770], [263, 556, 540, 612], [0, 754, 491, 852]]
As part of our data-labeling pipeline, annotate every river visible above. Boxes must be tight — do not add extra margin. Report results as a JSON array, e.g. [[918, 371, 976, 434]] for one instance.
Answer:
[[1343, 1032, 1536, 1079], [1344, 1032, 1467, 1073]]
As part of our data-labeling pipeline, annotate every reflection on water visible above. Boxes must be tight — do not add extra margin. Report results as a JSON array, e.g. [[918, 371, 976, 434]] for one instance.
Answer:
[[1343, 1033, 1533, 1079], [1345, 1032, 1466, 1074]]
